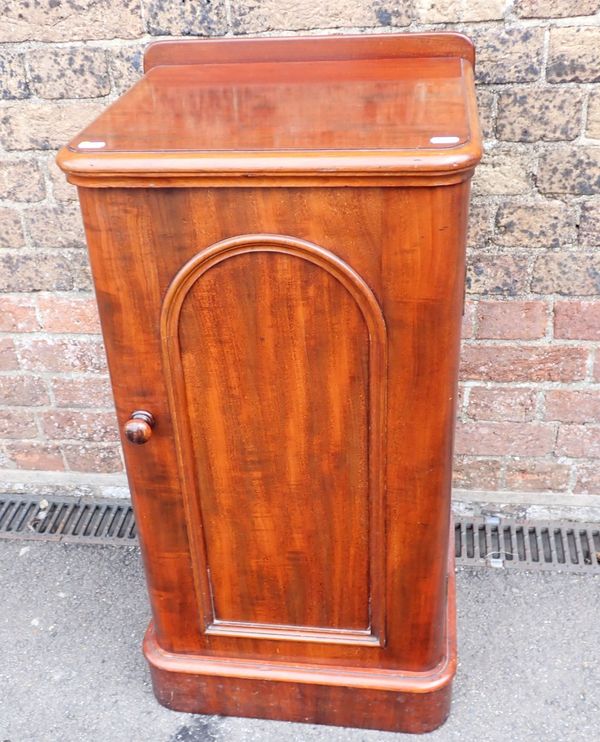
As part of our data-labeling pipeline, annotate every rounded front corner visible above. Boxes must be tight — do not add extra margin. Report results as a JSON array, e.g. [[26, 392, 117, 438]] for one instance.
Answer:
[[55, 145, 73, 175]]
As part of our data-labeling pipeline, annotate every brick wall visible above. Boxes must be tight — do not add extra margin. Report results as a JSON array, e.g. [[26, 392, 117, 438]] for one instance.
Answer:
[[1, 1, 599, 507]]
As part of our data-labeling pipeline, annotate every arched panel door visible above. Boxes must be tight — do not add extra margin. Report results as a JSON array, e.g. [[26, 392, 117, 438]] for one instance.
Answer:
[[161, 235, 387, 647]]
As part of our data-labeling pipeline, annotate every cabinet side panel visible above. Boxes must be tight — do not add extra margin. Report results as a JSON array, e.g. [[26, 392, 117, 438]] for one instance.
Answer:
[[380, 183, 469, 670]]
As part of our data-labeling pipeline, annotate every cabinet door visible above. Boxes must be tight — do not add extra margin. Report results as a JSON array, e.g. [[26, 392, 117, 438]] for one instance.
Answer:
[[161, 234, 387, 647]]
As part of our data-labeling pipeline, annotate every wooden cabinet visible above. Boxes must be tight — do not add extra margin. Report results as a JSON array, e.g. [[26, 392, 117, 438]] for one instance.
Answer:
[[58, 33, 481, 733]]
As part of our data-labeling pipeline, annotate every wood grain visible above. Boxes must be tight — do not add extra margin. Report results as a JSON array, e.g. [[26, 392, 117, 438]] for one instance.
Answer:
[[161, 235, 387, 645], [60, 32, 481, 733], [143, 32, 476, 72], [76, 182, 468, 669], [56, 34, 481, 186], [144, 536, 457, 733], [143, 537, 457, 733]]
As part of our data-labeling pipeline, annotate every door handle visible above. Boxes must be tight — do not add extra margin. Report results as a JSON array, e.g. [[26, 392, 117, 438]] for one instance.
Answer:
[[124, 410, 155, 445]]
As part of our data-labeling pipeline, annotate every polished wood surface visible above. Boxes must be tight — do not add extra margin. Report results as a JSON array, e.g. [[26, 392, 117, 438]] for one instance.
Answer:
[[59, 33, 481, 733], [66, 59, 471, 152], [57, 33, 481, 185], [75, 182, 469, 724], [124, 410, 155, 445], [143, 32, 476, 71], [143, 542, 457, 734], [161, 235, 387, 645]]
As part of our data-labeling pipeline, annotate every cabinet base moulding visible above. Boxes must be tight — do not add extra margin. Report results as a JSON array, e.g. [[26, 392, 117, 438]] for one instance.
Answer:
[[143, 550, 456, 734]]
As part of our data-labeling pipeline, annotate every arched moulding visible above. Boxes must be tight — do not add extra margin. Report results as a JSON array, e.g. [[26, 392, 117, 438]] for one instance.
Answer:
[[160, 234, 388, 647]]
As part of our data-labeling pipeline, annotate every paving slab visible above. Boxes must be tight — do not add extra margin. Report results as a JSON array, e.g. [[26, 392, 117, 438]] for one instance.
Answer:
[[0, 541, 598, 742]]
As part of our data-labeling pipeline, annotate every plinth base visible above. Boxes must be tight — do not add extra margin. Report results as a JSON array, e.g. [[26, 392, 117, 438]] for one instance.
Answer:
[[143, 554, 456, 734]]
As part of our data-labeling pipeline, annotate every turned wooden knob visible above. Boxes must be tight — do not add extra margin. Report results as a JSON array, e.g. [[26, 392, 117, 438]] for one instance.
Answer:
[[124, 410, 155, 444]]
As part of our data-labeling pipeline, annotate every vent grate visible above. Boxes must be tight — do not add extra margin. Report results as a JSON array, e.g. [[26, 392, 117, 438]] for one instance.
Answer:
[[455, 516, 600, 574], [0, 495, 137, 546], [1, 496, 599, 574]]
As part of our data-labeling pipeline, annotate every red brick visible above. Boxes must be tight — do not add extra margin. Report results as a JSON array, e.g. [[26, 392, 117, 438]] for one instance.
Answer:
[[0, 0, 144, 42], [0, 206, 25, 248], [37, 295, 101, 334], [538, 148, 600, 195], [579, 198, 600, 247], [472, 151, 531, 196], [0, 409, 37, 439], [26, 203, 85, 249], [466, 253, 530, 295], [555, 425, 600, 458], [108, 46, 143, 96], [476, 301, 547, 340], [0, 375, 48, 406], [467, 387, 536, 422], [532, 252, 600, 295], [456, 384, 466, 415], [496, 89, 583, 143], [40, 410, 119, 442], [504, 461, 571, 492], [554, 301, 600, 340], [516, 0, 600, 18], [0, 250, 92, 292], [0, 101, 106, 151], [545, 390, 600, 423], [455, 421, 556, 456], [27, 46, 110, 100], [461, 300, 476, 340], [0, 158, 45, 202], [467, 200, 495, 249], [470, 27, 544, 84], [48, 155, 77, 202], [0, 48, 28, 100], [547, 27, 600, 83], [228, 0, 409, 34], [574, 462, 600, 494], [0, 339, 19, 370], [587, 92, 600, 140], [476, 88, 496, 141], [5, 442, 64, 471], [0, 296, 39, 332], [452, 457, 501, 490], [62, 444, 123, 473], [460, 345, 587, 382], [494, 199, 575, 249], [51, 376, 114, 409], [17, 338, 107, 374]]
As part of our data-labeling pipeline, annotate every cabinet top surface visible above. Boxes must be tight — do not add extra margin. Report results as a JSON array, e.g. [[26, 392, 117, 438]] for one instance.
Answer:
[[58, 34, 482, 184]]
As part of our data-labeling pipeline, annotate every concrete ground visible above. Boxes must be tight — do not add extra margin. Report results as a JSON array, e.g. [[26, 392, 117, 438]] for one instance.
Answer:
[[0, 541, 598, 742]]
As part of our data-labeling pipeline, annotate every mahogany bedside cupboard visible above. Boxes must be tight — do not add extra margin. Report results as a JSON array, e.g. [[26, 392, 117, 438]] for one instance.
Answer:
[[57, 33, 481, 734]]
